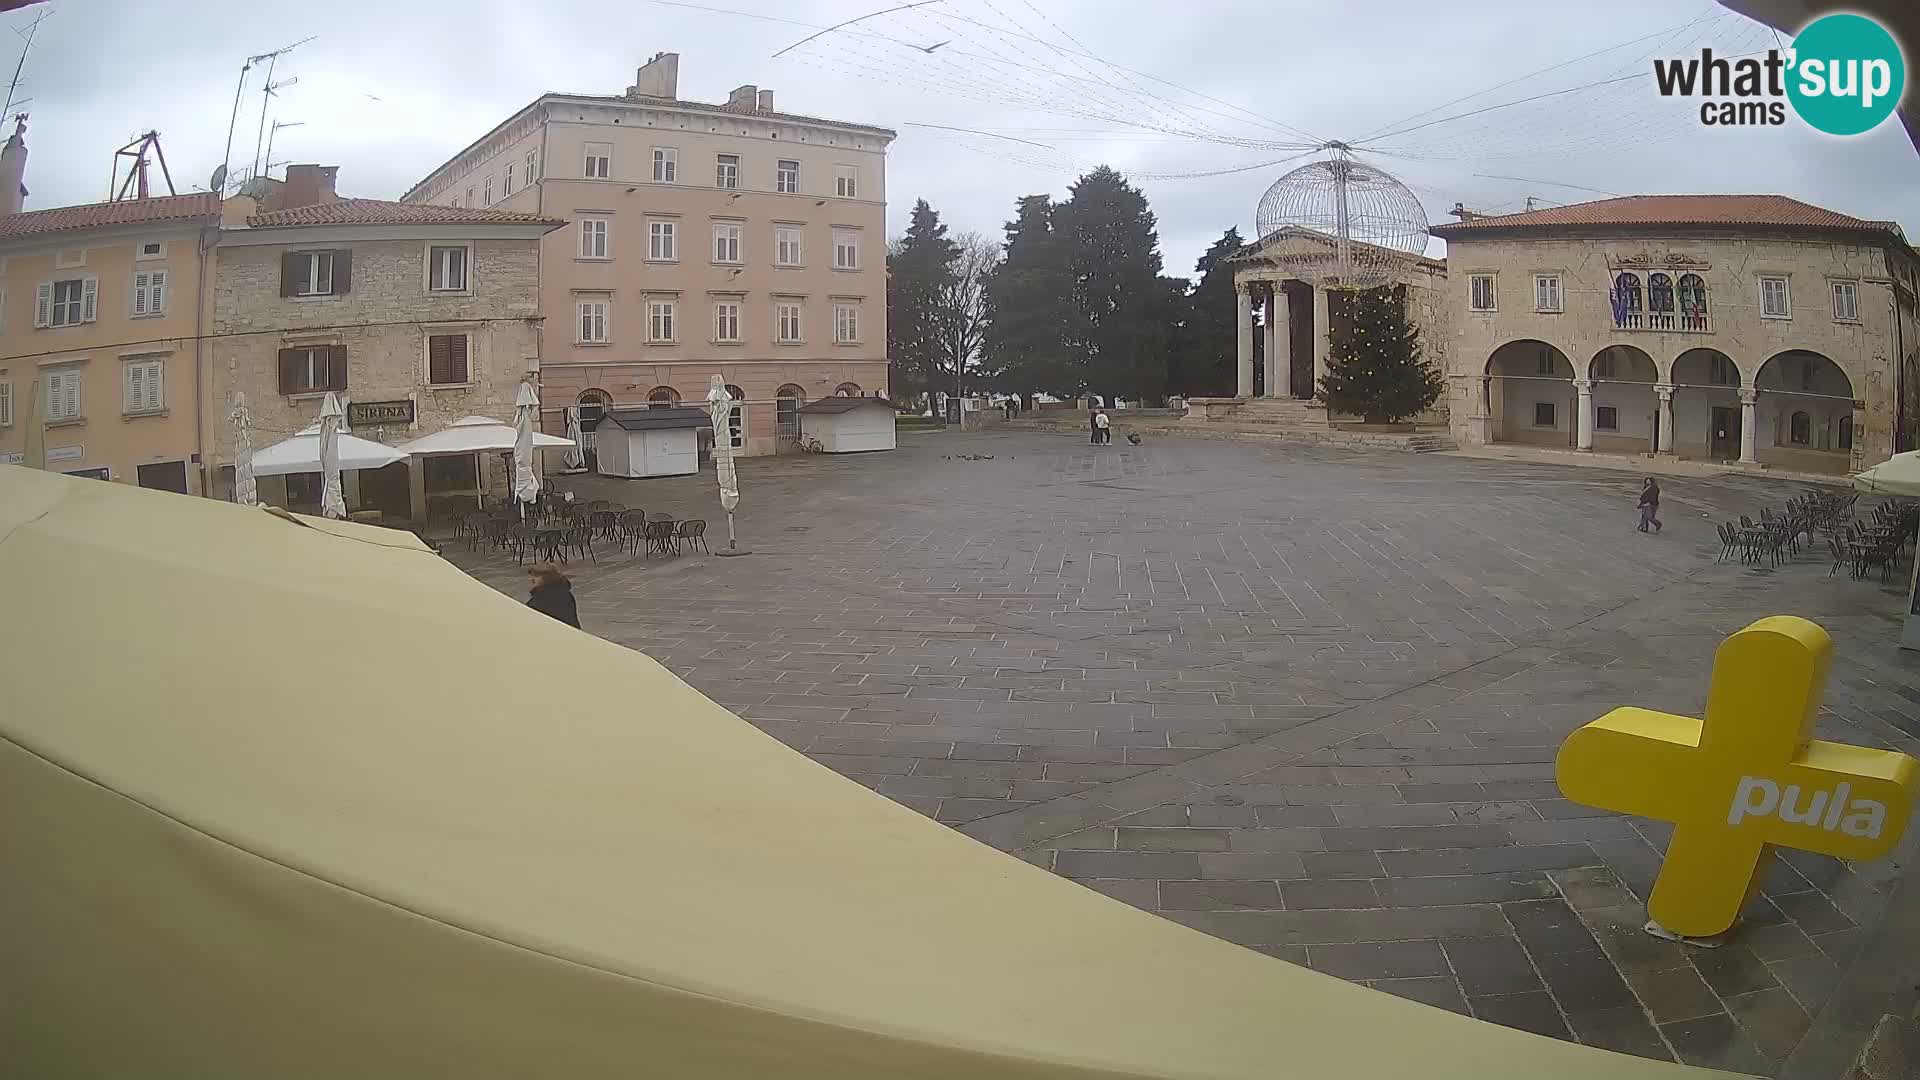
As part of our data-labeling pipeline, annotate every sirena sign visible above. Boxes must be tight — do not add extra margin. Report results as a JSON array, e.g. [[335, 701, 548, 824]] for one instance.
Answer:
[[1556, 616, 1918, 939]]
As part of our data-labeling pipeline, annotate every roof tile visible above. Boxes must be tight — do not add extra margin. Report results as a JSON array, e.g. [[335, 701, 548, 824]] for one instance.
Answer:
[[1430, 194, 1899, 238], [246, 197, 564, 229], [0, 193, 219, 242]]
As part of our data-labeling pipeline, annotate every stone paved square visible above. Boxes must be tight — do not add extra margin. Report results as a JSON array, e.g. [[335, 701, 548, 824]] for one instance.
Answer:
[[451, 430, 1920, 1075]]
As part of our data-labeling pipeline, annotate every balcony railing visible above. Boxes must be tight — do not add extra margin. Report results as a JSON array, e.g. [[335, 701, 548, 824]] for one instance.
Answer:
[[1611, 309, 1710, 333]]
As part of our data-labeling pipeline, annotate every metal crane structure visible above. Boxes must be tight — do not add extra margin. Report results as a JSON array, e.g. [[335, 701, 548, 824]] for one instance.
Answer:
[[109, 130, 176, 202]]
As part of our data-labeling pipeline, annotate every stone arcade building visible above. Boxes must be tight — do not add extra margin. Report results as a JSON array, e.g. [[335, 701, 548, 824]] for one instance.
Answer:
[[1430, 195, 1920, 475]]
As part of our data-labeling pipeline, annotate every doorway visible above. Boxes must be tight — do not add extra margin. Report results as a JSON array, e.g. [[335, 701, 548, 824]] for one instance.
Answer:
[[359, 461, 412, 517], [1285, 281, 1315, 400], [1710, 406, 1741, 460], [136, 460, 189, 494]]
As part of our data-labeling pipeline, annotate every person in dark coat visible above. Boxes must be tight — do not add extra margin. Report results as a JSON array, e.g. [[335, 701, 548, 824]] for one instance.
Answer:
[[1637, 478, 1662, 533], [526, 562, 581, 627]]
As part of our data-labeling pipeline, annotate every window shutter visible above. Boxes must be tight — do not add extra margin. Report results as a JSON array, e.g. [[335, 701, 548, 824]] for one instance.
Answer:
[[125, 363, 143, 412], [429, 335, 451, 384], [277, 348, 300, 395], [133, 274, 149, 316], [34, 282, 50, 327], [280, 253, 298, 296], [450, 334, 469, 383], [327, 344, 349, 390], [145, 363, 163, 412], [80, 278, 97, 323], [332, 250, 352, 295], [151, 270, 166, 313]]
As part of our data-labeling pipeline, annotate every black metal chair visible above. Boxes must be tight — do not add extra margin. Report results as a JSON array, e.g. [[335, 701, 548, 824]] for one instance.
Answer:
[[676, 518, 710, 554]]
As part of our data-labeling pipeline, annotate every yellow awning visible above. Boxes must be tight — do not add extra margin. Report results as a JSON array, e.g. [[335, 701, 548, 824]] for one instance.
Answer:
[[0, 466, 1727, 1078]]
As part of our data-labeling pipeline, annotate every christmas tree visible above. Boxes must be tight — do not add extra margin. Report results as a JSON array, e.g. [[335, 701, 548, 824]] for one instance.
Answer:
[[1316, 284, 1442, 424]]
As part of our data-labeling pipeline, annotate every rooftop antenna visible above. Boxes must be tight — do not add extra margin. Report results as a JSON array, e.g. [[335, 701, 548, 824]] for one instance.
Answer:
[[263, 119, 303, 179], [109, 131, 177, 201], [2, 8, 49, 121], [220, 37, 312, 196], [251, 73, 299, 179]]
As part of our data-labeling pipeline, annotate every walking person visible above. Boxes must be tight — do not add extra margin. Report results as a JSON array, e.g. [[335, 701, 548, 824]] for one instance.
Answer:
[[1637, 477, 1663, 534], [1089, 407, 1101, 445], [1094, 408, 1112, 445], [526, 562, 581, 628]]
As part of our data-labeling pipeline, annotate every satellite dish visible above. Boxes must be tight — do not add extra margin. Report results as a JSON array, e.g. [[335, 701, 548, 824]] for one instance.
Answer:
[[209, 164, 227, 193]]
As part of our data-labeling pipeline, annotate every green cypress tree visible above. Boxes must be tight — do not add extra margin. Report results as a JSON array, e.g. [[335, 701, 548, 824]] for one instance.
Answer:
[[1317, 285, 1442, 424], [1170, 227, 1245, 397], [1060, 166, 1173, 405], [983, 195, 1079, 398], [886, 199, 959, 412]]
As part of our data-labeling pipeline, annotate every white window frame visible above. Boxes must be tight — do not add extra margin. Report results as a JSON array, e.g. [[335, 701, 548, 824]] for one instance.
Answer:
[[281, 347, 335, 397], [424, 331, 473, 388], [525, 148, 539, 181], [713, 300, 742, 343], [576, 297, 610, 344], [834, 302, 860, 344], [122, 356, 166, 416], [648, 219, 678, 262], [1469, 274, 1496, 312], [775, 301, 803, 344], [1531, 401, 1557, 429], [776, 159, 800, 194], [484, 176, 494, 206], [646, 298, 678, 343], [1533, 274, 1563, 313], [39, 276, 97, 328], [775, 225, 804, 267], [135, 240, 166, 261], [466, 186, 475, 207], [131, 268, 168, 317], [578, 217, 611, 260], [1831, 280, 1859, 323], [1760, 275, 1791, 319], [44, 367, 82, 421], [715, 154, 740, 190], [832, 230, 860, 270], [652, 146, 677, 183], [503, 163, 515, 196], [712, 221, 743, 264], [289, 251, 334, 298], [426, 243, 471, 293], [584, 143, 612, 179], [835, 165, 858, 198], [0, 381, 12, 427]]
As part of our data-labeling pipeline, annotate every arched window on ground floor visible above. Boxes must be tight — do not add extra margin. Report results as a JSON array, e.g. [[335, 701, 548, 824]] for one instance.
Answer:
[[647, 386, 679, 409]]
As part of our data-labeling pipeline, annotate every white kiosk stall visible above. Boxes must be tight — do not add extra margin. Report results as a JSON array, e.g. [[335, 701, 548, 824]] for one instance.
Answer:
[[592, 407, 712, 478], [799, 396, 897, 453]]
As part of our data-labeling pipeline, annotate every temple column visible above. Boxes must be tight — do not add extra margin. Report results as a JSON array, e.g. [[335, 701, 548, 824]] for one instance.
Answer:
[[1312, 287, 1331, 388], [1236, 283, 1255, 399], [1575, 378, 1594, 451]]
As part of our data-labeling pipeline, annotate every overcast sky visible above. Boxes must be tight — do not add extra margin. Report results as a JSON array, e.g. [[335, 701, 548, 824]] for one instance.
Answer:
[[11, 0, 1917, 278]]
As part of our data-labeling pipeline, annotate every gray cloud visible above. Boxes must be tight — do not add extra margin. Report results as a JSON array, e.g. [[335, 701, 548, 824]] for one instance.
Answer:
[[9, 0, 1915, 278]]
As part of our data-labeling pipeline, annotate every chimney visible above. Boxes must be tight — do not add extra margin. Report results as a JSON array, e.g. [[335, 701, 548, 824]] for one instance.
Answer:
[[1449, 201, 1484, 222], [0, 115, 27, 216], [756, 89, 775, 112], [726, 84, 758, 111], [282, 164, 339, 210], [627, 51, 680, 100]]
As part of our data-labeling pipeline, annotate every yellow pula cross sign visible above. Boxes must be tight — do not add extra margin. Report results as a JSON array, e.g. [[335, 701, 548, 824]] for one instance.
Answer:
[[1557, 616, 1919, 940]]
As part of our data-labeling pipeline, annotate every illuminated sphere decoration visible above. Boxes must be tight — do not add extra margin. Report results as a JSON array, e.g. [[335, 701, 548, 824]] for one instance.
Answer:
[[1253, 152, 1429, 291]]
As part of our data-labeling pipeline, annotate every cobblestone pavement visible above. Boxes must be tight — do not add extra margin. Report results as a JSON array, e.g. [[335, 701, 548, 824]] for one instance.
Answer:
[[449, 430, 1920, 1076]]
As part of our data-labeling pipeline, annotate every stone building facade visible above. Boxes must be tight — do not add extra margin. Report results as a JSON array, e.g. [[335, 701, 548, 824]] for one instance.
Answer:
[[400, 52, 894, 457], [208, 167, 561, 515], [1430, 195, 1920, 474]]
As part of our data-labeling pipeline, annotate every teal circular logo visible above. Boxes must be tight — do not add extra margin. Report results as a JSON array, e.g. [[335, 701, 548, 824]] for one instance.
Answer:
[[1787, 13, 1906, 136]]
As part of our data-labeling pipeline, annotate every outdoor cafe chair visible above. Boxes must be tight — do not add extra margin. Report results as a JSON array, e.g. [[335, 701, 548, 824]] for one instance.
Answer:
[[617, 510, 649, 554], [675, 518, 710, 555], [563, 523, 598, 565], [645, 519, 678, 557]]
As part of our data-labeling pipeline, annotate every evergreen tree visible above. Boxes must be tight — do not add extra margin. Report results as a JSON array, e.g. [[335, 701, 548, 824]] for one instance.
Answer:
[[1060, 166, 1173, 405], [1169, 227, 1245, 397], [1317, 285, 1443, 424], [886, 199, 959, 411], [982, 195, 1079, 397]]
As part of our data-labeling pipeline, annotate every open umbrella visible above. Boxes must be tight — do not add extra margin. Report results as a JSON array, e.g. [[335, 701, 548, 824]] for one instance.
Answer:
[[512, 381, 541, 519], [318, 391, 347, 520], [230, 392, 257, 506], [1853, 451, 1920, 496], [706, 375, 747, 556], [252, 425, 406, 477], [562, 406, 587, 471]]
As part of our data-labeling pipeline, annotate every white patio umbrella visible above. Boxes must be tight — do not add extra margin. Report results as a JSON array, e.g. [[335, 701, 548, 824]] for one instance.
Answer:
[[562, 406, 587, 471], [1853, 451, 1920, 496], [706, 375, 748, 556], [397, 415, 574, 456], [230, 392, 258, 506], [318, 391, 347, 520], [251, 425, 407, 477], [512, 381, 541, 519]]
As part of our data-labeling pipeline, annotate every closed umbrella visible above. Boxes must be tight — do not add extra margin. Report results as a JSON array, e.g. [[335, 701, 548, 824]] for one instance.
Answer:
[[21, 375, 43, 470], [512, 381, 541, 519], [318, 391, 347, 520], [706, 375, 747, 556], [563, 406, 587, 471], [230, 392, 257, 506]]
